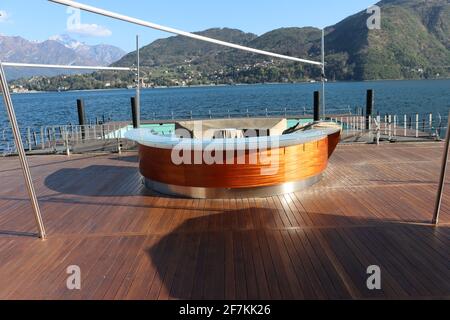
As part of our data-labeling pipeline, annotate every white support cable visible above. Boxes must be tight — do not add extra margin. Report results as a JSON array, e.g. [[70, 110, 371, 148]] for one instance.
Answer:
[[48, 0, 323, 67], [1, 62, 132, 71]]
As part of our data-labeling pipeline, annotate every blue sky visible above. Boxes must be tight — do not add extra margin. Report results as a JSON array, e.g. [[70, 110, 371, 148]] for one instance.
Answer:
[[0, 0, 377, 52]]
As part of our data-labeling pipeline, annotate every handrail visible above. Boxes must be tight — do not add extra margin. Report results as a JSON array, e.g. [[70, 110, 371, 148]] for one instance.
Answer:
[[1, 112, 448, 155]]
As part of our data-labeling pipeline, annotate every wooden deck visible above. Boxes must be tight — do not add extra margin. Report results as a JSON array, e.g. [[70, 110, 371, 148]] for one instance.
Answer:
[[0, 142, 449, 300]]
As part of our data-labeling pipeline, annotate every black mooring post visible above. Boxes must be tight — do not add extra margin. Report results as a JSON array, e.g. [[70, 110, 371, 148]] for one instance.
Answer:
[[77, 99, 86, 140], [131, 97, 140, 129], [313, 91, 320, 122], [366, 89, 374, 130]]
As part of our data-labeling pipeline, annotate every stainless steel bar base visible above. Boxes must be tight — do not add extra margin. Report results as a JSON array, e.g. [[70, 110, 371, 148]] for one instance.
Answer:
[[143, 174, 322, 199]]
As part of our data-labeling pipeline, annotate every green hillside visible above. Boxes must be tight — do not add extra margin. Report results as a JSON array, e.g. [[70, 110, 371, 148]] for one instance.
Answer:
[[12, 0, 450, 91]]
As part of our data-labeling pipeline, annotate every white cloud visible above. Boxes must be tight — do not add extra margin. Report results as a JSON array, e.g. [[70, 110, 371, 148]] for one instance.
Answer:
[[0, 10, 9, 23], [67, 23, 112, 37]]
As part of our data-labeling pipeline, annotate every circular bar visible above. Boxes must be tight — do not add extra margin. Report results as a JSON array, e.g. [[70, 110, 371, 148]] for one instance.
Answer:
[[125, 119, 341, 199]]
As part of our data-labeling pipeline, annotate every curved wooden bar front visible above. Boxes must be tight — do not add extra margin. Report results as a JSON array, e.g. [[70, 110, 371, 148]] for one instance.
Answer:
[[135, 130, 340, 199]]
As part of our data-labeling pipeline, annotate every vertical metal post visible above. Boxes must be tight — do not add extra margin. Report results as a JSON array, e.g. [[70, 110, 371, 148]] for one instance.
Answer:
[[313, 91, 320, 122], [27, 127, 32, 152], [135, 35, 141, 128], [388, 114, 392, 139], [0, 61, 46, 239], [437, 113, 442, 140], [384, 114, 387, 135], [77, 99, 86, 140], [130, 97, 138, 129], [366, 89, 373, 130], [429, 113, 433, 137], [404, 114, 407, 137], [321, 28, 326, 117], [52, 127, 56, 151], [415, 113, 419, 138], [376, 114, 381, 145], [393, 115, 397, 137], [432, 111, 450, 225], [65, 128, 70, 157], [33, 131, 37, 148], [40, 127, 45, 149]]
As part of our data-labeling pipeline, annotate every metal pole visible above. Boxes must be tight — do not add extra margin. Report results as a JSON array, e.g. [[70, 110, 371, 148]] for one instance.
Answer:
[[0, 61, 46, 239], [77, 99, 86, 140], [393, 115, 397, 137], [27, 127, 32, 152], [415, 113, 419, 138], [65, 128, 70, 156], [432, 111, 450, 225], [135, 35, 141, 128], [366, 89, 374, 130], [130, 97, 138, 129], [429, 113, 433, 137], [313, 91, 320, 122], [321, 29, 326, 117], [404, 114, 407, 137]]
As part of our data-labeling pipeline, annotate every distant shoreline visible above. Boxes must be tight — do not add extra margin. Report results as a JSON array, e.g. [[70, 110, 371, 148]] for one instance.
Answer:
[[10, 77, 450, 94]]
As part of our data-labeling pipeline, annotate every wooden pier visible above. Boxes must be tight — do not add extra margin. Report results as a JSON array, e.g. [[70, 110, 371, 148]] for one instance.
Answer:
[[0, 142, 448, 299]]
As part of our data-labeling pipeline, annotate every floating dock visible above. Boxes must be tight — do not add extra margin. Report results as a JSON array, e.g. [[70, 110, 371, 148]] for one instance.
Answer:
[[0, 142, 448, 299]]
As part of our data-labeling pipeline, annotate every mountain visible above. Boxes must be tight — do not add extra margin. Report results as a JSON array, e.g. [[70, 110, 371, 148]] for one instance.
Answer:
[[323, 0, 450, 80], [116, 28, 257, 68], [10, 0, 450, 90], [49, 34, 126, 66], [113, 0, 449, 82], [0, 34, 126, 80]]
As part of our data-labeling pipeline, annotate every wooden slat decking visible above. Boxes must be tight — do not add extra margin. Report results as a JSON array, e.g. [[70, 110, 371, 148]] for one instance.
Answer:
[[0, 142, 449, 300]]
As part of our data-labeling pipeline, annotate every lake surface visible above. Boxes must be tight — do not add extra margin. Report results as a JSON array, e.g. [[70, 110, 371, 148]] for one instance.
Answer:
[[1, 79, 449, 129]]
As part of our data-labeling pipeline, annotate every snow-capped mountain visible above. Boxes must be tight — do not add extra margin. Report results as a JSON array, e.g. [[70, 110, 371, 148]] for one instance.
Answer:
[[48, 34, 85, 50], [0, 34, 126, 80]]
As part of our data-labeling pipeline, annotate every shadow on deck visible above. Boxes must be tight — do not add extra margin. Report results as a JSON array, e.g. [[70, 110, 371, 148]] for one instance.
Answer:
[[147, 210, 449, 300]]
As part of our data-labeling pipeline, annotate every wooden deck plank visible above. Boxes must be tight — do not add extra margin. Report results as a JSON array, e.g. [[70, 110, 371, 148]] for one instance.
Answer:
[[0, 142, 449, 300]]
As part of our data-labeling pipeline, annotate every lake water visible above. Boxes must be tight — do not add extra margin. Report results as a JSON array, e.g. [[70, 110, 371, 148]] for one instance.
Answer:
[[1, 79, 449, 129]]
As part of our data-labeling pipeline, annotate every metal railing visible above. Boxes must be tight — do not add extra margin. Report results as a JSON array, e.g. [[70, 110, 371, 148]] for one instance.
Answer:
[[1, 110, 447, 156], [1, 122, 131, 156], [134, 106, 353, 121], [330, 113, 449, 142]]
